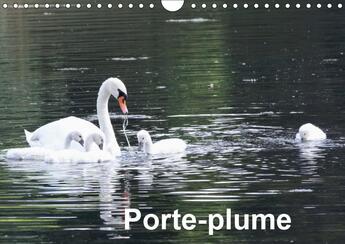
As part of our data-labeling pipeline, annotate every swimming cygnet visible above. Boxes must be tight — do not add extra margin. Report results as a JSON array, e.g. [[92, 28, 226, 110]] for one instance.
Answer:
[[137, 130, 187, 155], [295, 123, 327, 141], [6, 131, 84, 161]]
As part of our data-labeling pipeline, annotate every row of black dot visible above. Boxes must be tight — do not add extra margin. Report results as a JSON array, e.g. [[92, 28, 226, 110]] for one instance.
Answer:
[[1, 3, 343, 9]]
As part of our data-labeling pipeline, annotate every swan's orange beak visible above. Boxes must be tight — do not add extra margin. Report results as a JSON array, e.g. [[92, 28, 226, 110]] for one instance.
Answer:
[[118, 96, 128, 114]]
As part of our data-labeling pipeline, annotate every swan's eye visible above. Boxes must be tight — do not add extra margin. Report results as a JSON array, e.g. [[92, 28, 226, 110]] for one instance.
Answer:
[[118, 89, 128, 100]]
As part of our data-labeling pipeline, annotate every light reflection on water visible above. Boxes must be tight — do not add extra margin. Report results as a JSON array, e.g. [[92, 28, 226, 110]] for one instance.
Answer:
[[1, 3, 345, 243]]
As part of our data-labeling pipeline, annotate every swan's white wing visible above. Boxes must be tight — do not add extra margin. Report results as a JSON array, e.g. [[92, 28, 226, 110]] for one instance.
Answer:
[[6, 147, 53, 161], [24, 129, 39, 147], [152, 139, 187, 154], [45, 150, 112, 163], [26, 116, 101, 151], [44, 150, 81, 163]]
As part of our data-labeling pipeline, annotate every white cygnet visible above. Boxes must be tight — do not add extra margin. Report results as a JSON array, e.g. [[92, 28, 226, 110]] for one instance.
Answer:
[[137, 130, 187, 155], [295, 123, 327, 141]]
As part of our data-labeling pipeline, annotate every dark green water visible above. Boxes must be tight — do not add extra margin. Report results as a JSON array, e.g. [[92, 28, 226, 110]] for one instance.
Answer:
[[1, 2, 345, 243]]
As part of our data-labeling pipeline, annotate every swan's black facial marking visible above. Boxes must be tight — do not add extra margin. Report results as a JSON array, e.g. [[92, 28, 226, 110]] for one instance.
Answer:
[[118, 89, 128, 100], [99, 138, 104, 150], [99, 142, 104, 150], [117, 89, 128, 114]]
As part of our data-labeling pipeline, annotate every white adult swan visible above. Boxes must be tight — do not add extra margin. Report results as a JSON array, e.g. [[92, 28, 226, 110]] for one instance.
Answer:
[[24, 77, 128, 156], [6, 131, 84, 161], [45, 133, 112, 163], [295, 123, 327, 141], [137, 130, 187, 154]]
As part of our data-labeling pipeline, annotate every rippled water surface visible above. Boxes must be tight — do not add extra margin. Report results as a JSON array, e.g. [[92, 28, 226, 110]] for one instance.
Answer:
[[1, 3, 345, 243]]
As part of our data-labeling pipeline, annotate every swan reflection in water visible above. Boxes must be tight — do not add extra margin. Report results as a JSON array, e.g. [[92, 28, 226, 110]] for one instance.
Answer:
[[296, 140, 327, 176], [1, 150, 191, 238]]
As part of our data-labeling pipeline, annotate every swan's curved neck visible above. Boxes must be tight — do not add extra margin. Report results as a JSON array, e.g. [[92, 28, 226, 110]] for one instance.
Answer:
[[84, 136, 94, 152], [97, 83, 119, 154], [144, 136, 153, 154], [64, 135, 73, 149]]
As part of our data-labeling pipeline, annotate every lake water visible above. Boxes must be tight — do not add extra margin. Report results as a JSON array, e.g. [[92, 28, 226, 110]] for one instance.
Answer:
[[1, 3, 345, 243]]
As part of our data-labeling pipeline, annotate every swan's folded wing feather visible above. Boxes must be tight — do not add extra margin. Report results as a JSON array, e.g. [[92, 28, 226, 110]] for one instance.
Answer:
[[6, 147, 52, 161], [44, 149, 112, 163], [28, 116, 102, 151], [153, 139, 187, 154], [24, 129, 41, 147]]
